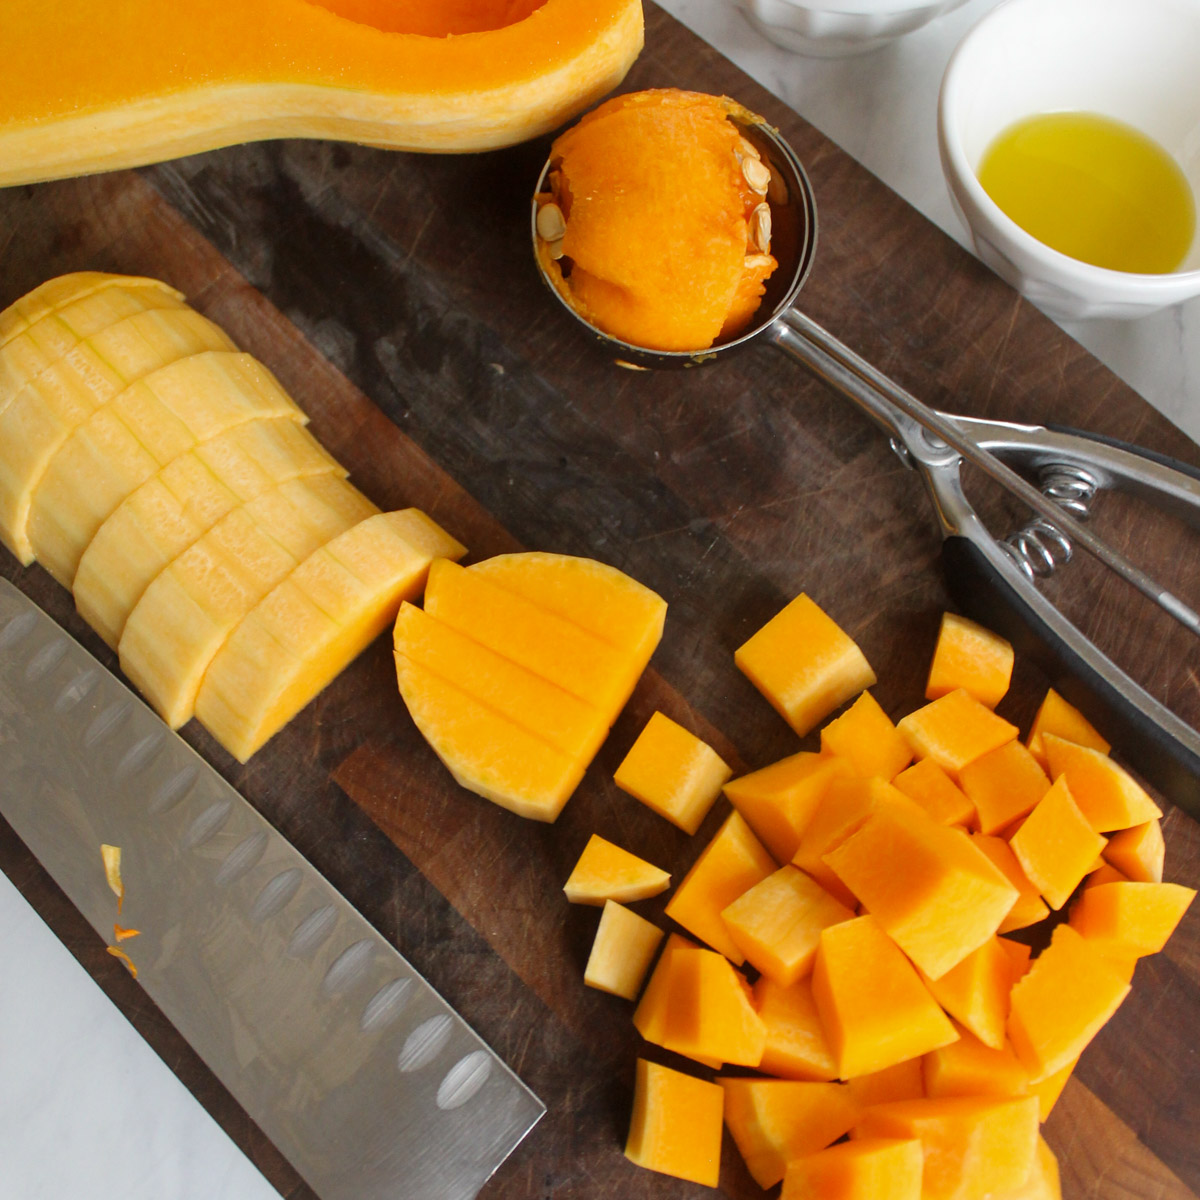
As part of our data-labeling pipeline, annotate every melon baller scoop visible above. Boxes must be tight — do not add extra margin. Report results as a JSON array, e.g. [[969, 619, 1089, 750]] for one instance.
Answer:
[[532, 113, 1200, 818]]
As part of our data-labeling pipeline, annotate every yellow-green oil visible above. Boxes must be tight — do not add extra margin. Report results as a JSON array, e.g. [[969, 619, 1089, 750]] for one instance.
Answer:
[[977, 112, 1196, 274]]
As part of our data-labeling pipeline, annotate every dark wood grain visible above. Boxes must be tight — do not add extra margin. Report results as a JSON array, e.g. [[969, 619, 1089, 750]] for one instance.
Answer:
[[1, 5, 1198, 1198]]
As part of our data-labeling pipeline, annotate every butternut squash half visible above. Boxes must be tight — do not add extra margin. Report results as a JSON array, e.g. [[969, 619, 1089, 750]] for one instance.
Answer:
[[0, 0, 644, 186]]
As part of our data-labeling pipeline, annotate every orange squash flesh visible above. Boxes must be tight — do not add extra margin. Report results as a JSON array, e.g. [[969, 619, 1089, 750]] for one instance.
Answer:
[[791, 776, 926, 908], [1026, 689, 1110, 767], [625, 1059, 724, 1187], [583, 899, 663, 1000], [822, 805, 1020, 980], [661, 947, 766, 1068], [1006, 925, 1131, 1081], [843, 1058, 926, 1108], [721, 864, 855, 986], [736, 592, 877, 737], [782, 1137, 925, 1200], [922, 1023, 1030, 1100], [958, 740, 1051, 835], [663, 810, 777, 964], [563, 833, 670, 905], [724, 751, 854, 864], [1008, 776, 1107, 911], [893, 758, 976, 828], [753, 975, 840, 1082], [853, 1095, 1040, 1200], [925, 612, 1014, 709], [897, 689, 1019, 776], [811, 915, 959, 1079], [719, 1078, 861, 1189], [920, 936, 1019, 1052], [0, 0, 645, 185], [819, 690, 914, 781], [613, 711, 732, 834], [1102, 819, 1164, 882], [1068, 879, 1196, 957], [632, 934, 720, 1068], [971, 835, 1050, 933], [544, 89, 776, 351], [1041, 734, 1162, 832]]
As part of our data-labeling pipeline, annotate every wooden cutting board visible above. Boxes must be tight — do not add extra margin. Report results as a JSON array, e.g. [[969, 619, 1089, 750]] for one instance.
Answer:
[[1, 6, 1198, 1198]]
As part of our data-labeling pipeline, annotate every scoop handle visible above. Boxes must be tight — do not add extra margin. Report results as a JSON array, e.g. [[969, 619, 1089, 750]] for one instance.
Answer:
[[942, 533, 1200, 819]]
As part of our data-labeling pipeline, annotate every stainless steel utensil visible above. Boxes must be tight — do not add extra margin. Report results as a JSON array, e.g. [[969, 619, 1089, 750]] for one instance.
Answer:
[[0, 577, 544, 1200], [532, 114, 1200, 816]]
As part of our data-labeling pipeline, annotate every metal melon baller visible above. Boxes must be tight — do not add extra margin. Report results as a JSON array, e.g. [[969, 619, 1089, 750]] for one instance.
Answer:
[[531, 111, 1200, 818]]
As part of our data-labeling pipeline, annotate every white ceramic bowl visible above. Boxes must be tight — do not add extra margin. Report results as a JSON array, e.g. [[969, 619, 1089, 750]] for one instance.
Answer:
[[938, 0, 1200, 320], [741, 0, 969, 57]]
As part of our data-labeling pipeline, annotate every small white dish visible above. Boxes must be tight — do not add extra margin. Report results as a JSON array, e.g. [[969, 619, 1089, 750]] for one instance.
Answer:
[[938, 0, 1200, 320], [740, 0, 970, 57]]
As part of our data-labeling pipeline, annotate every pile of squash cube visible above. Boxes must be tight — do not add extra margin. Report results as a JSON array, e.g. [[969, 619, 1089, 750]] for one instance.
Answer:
[[565, 592, 1195, 1198]]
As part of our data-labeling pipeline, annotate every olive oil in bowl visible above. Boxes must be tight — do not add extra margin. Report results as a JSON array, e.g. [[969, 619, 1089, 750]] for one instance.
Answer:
[[977, 112, 1196, 274]]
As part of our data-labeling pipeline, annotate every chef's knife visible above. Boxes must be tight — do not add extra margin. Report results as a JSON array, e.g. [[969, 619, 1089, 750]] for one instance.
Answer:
[[0, 577, 544, 1200]]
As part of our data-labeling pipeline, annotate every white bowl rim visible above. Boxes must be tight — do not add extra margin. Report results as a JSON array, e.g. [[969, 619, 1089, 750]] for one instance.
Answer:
[[938, 0, 1200, 295], [761, 0, 966, 17]]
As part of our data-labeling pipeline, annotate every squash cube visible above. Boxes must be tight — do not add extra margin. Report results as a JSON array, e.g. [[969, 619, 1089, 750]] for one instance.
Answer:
[[822, 805, 1019, 979], [1101, 819, 1164, 883], [844, 1059, 927, 1108], [923, 1023, 1030, 1099], [1007, 924, 1131, 1080], [897, 689, 1018, 775], [811, 915, 958, 1079], [661, 947, 766, 1068], [1042, 734, 1162, 832], [753, 975, 839, 1081], [584, 900, 663, 1000], [614, 711, 732, 834], [563, 833, 670, 905], [625, 1059, 724, 1187], [1009, 776, 1106, 910], [721, 864, 855, 986], [920, 936, 1019, 1051], [720, 1078, 860, 1189], [854, 1095, 1040, 1200], [792, 776, 925, 908], [893, 758, 976, 827], [970, 835, 1050, 933], [781, 1137, 925, 1200], [1004, 1136, 1062, 1200], [925, 612, 1014, 709], [735, 592, 876, 736], [1068, 880, 1196, 957], [959, 740, 1051, 835], [1027, 1060, 1075, 1122], [633, 934, 718, 1067], [663, 810, 777, 964], [1026, 689, 1109, 768], [725, 751, 853, 863], [820, 691, 914, 781]]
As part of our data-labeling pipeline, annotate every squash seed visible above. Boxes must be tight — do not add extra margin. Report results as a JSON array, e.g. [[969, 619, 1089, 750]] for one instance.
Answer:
[[742, 156, 771, 195], [547, 238, 565, 261], [744, 253, 774, 270], [751, 203, 772, 253], [537, 201, 567, 242], [738, 136, 762, 162]]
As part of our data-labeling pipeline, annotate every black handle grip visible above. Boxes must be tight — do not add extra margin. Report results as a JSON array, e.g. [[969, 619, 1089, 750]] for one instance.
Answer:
[[941, 535, 1200, 820], [1044, 423, 1200, 486]]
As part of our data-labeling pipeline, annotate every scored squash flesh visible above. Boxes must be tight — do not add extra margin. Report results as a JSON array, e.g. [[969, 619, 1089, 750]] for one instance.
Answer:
[[0, 0, 644, 185]]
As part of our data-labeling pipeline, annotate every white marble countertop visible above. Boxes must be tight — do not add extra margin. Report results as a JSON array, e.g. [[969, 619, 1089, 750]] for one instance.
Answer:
[[3, 4, 1198, 1197]]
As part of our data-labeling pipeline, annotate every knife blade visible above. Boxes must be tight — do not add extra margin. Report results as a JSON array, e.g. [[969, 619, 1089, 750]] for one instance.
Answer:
[[0, 577, 544, 1200]]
